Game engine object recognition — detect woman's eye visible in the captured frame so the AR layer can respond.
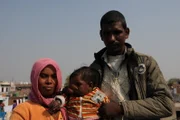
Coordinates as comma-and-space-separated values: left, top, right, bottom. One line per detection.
40, 73, 57, 80
52, 74, 57, 79
39, 73, 48, 78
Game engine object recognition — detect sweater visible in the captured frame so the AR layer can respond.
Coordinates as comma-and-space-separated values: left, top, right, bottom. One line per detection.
10, 100, 65, 120
66, 87, 109, 119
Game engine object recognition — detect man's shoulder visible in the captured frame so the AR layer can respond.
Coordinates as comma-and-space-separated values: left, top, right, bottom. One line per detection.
127, 43, 151, 59
89, 60, 102, 71
133, 51, 158, 67
135, 51, 151, 58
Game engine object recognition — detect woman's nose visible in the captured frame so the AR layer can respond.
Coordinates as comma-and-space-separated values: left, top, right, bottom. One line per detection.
46, 77, 53, 84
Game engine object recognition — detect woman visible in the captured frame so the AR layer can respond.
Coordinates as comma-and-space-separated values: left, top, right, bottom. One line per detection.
10, 58, 67, 120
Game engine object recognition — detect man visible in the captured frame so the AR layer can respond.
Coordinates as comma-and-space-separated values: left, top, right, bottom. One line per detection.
90, 10, 175, 120
12, 100, 17, 110
0, 100, 4, 112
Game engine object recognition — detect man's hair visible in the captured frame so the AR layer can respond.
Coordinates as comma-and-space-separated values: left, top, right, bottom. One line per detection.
100, 10, 127, 29
69, 66, 100, 87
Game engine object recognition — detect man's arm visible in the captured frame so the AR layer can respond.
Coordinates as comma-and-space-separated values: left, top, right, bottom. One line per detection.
123, 56, 174, 119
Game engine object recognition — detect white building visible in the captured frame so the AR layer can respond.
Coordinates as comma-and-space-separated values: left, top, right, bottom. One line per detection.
0, 81, 11, 93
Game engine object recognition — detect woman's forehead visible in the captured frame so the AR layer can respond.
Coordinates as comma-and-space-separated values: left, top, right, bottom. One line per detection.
41, 65, 56, 72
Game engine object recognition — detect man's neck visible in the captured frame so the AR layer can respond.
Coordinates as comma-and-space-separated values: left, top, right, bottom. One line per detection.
107, 46, 126, 56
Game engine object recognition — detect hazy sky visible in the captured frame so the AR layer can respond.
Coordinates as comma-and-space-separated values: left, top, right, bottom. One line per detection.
0, 1, 180, 83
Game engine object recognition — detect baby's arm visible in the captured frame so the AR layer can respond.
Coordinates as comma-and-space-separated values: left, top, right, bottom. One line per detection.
91, 88, 110, 104
102, 94, 110, 103
55, 95, 66, 107
48, 93, 66, 114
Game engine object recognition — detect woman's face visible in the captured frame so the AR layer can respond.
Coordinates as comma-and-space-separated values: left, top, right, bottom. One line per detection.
38, 65, 57, 98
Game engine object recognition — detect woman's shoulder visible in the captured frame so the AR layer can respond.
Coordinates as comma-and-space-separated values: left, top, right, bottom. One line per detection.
11, 100, 47, 120
13, 100, 43, 112
16, 100, 38, 106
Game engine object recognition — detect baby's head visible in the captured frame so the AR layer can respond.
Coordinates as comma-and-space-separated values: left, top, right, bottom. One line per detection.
68, 66, 100, 96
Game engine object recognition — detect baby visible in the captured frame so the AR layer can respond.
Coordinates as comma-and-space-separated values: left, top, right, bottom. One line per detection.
49, 66, 110, 120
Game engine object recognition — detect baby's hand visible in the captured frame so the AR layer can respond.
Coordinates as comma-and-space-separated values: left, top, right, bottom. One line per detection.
48, 100, 61, 114
62, 86, 74, 95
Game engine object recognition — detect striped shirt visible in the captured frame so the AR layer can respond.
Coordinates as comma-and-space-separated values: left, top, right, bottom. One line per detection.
66, 87, 110, 119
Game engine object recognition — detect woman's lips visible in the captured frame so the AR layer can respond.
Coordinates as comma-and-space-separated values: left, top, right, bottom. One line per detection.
44, 86, 53, 91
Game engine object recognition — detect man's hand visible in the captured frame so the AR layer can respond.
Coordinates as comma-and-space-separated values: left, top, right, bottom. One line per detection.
99, 101, 124, 117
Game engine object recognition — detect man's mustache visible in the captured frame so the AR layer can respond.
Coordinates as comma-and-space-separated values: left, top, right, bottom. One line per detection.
107, 41, 120, 48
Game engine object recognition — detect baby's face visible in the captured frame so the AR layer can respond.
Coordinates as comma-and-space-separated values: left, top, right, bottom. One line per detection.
68, 75, 92, 97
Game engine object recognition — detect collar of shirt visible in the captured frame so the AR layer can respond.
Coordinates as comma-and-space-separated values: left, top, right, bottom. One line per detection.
101, 47, 127, 71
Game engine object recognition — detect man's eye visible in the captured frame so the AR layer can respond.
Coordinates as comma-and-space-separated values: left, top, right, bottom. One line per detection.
103, 31, 111, 36
103, 30, 122, 36
113, 30, 122, 35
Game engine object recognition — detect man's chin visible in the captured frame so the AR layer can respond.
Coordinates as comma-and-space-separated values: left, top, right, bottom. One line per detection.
107, 48, 122, 56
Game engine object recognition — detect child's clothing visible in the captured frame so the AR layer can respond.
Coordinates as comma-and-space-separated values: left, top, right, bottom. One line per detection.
60, 87, 109, 120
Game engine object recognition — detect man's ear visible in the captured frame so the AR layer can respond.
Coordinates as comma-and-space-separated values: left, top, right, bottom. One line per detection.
125, 27, 130, 39
100, 30, 103, 41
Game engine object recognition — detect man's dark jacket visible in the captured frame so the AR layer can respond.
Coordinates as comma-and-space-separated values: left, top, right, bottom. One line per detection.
90, 43, 174, 120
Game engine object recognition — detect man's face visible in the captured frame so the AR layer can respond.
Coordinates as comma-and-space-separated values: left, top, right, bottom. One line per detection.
100, 21, 129, 55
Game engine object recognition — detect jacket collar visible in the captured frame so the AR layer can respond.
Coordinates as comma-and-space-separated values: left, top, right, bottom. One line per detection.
94, 43, 133, 61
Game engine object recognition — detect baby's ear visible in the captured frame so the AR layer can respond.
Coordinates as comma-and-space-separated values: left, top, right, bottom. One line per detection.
89, 81, 94, 88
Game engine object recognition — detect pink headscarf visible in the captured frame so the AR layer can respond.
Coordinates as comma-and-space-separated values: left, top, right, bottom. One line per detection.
29, 58, 62, 106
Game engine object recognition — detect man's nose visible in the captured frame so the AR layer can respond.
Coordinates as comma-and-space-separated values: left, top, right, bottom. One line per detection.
108, 34, 116, 42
